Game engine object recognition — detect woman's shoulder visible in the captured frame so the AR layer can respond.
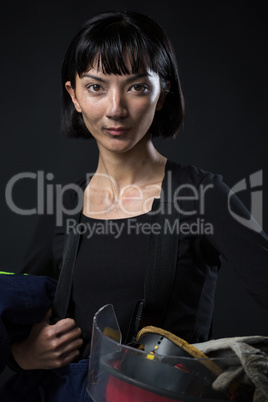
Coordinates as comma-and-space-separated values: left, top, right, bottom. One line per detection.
167, 160, 223, 187
59, 175, 88, 208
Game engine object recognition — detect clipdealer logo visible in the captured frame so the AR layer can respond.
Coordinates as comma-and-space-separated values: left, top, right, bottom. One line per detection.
228, 170, 263, 233
4, 169, 265, 232
5, 171, 84, 226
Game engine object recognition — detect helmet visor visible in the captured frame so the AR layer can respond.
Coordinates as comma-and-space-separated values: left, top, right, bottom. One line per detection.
87, 305, 237, 401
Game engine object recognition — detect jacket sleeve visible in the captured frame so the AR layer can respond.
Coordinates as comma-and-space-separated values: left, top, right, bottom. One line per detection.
19, 213, 59, 280
200, 172, 268, 308
19, 176, 86, 280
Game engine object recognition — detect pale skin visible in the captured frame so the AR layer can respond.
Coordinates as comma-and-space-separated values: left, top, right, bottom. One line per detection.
12, 61, 168, 369
66, 63, 169, 219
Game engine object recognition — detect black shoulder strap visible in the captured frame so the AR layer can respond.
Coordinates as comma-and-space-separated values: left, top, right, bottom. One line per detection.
50, 212, 81, 324
126, 161, 182, 341
145, 160, 181, 310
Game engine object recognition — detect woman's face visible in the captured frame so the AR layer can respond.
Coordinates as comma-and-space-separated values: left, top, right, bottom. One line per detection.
65, 63, 165, 154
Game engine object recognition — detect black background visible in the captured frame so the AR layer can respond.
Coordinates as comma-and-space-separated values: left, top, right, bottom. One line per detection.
0, 0, 267, 383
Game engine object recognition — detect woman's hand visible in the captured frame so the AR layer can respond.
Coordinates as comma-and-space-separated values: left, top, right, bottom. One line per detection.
11, 308, 83, 370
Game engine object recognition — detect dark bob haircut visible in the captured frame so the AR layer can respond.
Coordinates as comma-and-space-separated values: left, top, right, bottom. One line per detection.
61, 10, 184, 139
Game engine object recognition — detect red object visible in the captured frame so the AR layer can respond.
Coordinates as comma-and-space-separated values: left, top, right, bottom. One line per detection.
106, 376, 184, 402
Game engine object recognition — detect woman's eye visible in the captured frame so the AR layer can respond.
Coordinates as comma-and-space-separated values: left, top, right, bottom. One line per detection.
88, 84, 102, 92
130, 84, 148, 93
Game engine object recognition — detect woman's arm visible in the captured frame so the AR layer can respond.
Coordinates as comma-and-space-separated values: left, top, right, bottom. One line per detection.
19, 213, 60, 279
201, 172, 268, 307
12, 211, 82, 369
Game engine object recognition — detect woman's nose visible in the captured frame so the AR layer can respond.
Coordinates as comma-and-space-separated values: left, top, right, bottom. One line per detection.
106, 90, 128, 120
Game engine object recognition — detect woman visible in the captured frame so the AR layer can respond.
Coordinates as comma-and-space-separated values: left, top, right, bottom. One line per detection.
4, 10, 268, 402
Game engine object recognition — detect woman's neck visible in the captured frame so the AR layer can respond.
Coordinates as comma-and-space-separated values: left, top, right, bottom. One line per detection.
83, 135, 167, 219
94, 136, 167, 191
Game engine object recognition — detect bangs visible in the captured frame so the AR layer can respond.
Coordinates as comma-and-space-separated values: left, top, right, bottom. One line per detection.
75, 21, 158, 77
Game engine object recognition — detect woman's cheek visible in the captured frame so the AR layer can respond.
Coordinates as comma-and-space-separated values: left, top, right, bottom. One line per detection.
133, 98, 155, 117
81, 103, 103, 124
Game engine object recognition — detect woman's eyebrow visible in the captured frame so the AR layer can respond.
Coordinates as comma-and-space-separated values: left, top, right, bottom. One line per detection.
126, 73, 152, 82
81, 74, 106, 83
80, 73, 152, 83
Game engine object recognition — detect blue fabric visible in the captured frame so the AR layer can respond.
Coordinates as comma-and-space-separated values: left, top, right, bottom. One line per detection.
0, 273, 57, 373
0, 274, 93, 401
0, 359, 93, 402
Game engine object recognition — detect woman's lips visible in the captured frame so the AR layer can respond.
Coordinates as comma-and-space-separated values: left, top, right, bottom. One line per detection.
104, 127, 130, 136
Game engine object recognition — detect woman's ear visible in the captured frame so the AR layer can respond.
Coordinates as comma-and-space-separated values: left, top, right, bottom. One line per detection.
65, 81, 82, 113
156, 81, 171, 111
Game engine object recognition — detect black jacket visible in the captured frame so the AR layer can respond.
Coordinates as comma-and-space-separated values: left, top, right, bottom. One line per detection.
20, 161, 268, 345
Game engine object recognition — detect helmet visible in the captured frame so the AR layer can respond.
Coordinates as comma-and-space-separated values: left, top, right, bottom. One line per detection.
87, 305, 237, 401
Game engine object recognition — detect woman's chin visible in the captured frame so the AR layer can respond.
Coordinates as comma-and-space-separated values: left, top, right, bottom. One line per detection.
97, 137, 139, 154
